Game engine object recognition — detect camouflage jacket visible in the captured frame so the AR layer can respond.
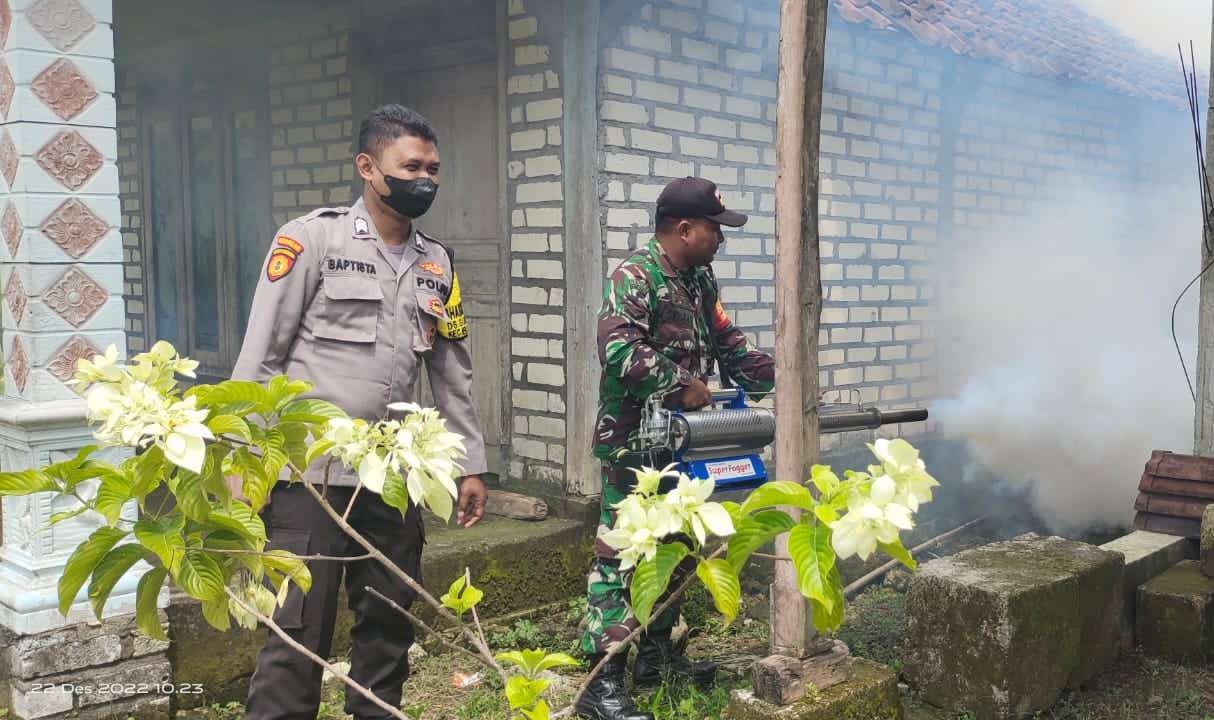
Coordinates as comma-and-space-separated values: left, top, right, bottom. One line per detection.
594, 238, 775, 461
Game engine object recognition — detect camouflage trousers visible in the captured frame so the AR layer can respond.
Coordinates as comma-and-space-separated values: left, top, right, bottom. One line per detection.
580, 466, 695, 656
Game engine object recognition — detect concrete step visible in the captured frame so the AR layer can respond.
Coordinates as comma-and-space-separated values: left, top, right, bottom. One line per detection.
1100, 530, 1191, 649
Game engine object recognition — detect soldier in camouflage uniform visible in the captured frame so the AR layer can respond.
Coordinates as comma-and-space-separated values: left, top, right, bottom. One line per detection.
575, 178, 774, 720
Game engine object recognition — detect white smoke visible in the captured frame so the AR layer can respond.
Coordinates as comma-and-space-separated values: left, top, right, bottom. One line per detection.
933, 179, 1202, 533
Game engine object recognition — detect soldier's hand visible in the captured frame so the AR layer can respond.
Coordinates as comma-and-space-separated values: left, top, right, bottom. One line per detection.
680, 378, 713, 410
457, 474, 487, 528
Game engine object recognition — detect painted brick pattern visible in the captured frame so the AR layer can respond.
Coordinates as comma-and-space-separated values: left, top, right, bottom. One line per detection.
505, 0, 568, 489
266, 23, 356, 227
116, 67, 144, 352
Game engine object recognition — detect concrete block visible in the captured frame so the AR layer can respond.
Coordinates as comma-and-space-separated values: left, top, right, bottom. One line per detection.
724, 658, 901, 719
1100, 530, 1190, 648
903, 535, 1124, 720
1137, 560, 1214, 664
1202, 504, 1214, 576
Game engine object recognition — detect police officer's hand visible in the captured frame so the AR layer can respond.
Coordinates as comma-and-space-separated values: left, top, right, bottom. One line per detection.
679, 378, 713, 410
457, 474, 487, 528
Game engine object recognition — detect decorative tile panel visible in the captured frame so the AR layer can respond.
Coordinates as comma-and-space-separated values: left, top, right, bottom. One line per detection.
47, 335, 98, 385
30, 59, 97, 121
9, 334, 28, 393
43, 266, 107, 327
4, 271, 26, 324
25, 0, 95, 52
35, 130, 103, 191
0, 1, 10, 50
41, 198, 107, 258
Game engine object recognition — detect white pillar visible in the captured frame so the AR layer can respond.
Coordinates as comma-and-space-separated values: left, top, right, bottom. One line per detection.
0, 2, 164, 717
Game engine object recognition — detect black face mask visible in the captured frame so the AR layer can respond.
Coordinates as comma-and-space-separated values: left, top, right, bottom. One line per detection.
375, 168, 438, 218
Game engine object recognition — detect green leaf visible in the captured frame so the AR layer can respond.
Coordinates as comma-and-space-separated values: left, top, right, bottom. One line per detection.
440, 571, 484, 616
879, 539, 917, 571
207, 415, 252, 442
134, 516, 186, 574
381, 469, 410, 515
305, 440, 336, 467
88, 543, 145, 618
505, 676, 549, 710
199, 595, 231, 631
810, 465, 841, 498
630, 542, 690, 626
128, 446, 167, 500
267, 375, 313, 412
0, 469, 58, 496
279, 422, 311, 471
229, 448, 272, 511
260, 430, 289, 480
695, 558, 742, 623
58, 526, 128, 616
810, 565, 846, 634
263, 550, 312, 594
726, 510, 796, 573
520, 699, 550, 720
787, 522, 837, 615
813, 504, 839, 525
204, 531, 262, 575
278, 399, 346, 424
168, 471, 210, 523
206, 504, 267, 543
739, 481, 815, 515
94, 472, 134, 526
175, 551, 226, 602
135, 568, 168, 640
48, 505, 90, 526
190, 380, 273, 416
533, 652, 579, 674
719, 500, 745, 526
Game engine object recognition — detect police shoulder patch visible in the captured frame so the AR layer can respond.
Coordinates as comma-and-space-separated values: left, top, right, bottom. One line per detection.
266, 248, 298, 282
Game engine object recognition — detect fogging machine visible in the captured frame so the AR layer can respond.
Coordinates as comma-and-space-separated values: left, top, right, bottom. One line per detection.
631, 387, 929, 493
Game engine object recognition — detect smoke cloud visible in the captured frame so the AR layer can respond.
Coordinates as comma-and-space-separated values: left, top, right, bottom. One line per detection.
933, 178, 1201, 534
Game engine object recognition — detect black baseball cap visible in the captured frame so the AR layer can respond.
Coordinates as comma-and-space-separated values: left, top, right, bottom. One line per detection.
655, 177, 748, 227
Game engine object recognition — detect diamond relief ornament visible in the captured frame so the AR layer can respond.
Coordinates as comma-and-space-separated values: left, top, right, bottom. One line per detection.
25, 0, 95, 52
0, 0, 11, 50
2, 201, 20, 257
4, 270, 26, 324
9, 334, 28, 394
0, 60, 14, 120
47, 334, 98, 385
35, 130, 103, 191
43, 266, 107, 327
31, 58, 98, 121
0, 129, 17, 189
41, 198, 107, 258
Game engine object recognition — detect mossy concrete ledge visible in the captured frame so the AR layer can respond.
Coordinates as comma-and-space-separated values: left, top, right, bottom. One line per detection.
724, 657, 902, 720
167, 515, 592, 710
1201, 505, 1214, 577
1136, 560, 1214, 664
1100, 530, 1190, 649
902, 534, 1124, 720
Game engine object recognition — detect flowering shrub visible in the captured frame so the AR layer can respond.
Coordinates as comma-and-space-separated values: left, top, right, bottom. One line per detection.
0, 342, 938, 720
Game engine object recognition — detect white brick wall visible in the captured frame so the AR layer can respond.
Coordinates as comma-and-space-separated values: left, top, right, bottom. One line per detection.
506, 0, 567, 489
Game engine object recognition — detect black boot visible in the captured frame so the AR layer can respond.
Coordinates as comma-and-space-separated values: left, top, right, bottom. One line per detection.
633, 630, 717, 688
575, 654, 654, 720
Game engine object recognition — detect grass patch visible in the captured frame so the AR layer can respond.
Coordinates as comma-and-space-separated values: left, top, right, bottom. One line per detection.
836, 585, 906, 670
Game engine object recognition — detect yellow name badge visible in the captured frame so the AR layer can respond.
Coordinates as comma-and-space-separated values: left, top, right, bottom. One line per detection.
438, 271, 468, 340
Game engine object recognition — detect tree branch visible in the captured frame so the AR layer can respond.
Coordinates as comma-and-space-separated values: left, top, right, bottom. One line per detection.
298, 478, 508, 685
223, 586, 411, 720
363, 586, 493, 673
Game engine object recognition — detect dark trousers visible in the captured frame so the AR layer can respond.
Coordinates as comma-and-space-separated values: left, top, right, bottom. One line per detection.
245, 482, 425, 720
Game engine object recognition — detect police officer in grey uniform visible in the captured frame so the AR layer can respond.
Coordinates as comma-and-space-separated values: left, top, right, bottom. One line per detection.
234, 104, 488, 720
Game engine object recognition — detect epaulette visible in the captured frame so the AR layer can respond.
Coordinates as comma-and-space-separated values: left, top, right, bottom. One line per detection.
417, 230, 456, 264
299, 206, 351, 223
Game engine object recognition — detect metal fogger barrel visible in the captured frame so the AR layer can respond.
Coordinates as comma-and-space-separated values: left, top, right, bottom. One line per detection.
641, 388, 929, 492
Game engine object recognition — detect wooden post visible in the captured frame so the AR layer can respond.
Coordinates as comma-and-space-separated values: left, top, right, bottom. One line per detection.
1195, 15, 1214, 456
769, 0, 829, 661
